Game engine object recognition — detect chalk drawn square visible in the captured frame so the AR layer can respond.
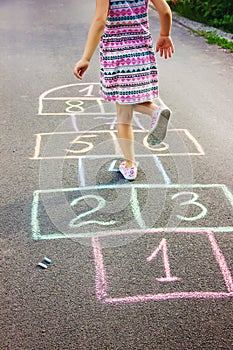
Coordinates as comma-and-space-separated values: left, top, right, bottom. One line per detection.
92, 229, 233, 304
60, 157, 171, 188
31, 129, 204, 160
38, 83, 107, 116
31, 184, 233, 241
31, 185, 151, 240
32, 131, 119, 159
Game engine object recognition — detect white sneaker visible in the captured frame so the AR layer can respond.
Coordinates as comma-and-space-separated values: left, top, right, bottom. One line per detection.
119, 162, 137, 181
147, 106, 171, 145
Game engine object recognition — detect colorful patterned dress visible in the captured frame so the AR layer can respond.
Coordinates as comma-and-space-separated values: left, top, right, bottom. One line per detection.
99, 0, 158, 104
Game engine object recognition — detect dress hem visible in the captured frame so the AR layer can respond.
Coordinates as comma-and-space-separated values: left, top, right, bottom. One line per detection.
99, 91, 159, 105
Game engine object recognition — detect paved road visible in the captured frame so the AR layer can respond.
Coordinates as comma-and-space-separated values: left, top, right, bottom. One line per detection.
1, 1, 233, 349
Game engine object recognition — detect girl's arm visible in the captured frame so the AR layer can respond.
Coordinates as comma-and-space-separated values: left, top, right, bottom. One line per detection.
151, 0, 174, 59
74, 0, 109, 80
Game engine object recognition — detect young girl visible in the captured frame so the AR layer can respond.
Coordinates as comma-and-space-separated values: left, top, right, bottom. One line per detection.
74, 0, 174, 180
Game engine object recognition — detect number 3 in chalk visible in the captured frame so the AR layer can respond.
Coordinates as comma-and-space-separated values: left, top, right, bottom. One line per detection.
69, 195, 116, 228
172, 191, 208, 222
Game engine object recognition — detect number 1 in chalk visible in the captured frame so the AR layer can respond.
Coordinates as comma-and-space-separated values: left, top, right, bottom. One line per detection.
147, 238, 181, 283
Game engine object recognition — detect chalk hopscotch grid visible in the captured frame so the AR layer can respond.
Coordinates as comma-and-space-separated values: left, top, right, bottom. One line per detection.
35, 83, 233, 304
92, 229, 233, 304
30, 129, 205, 160
38, 83, 106, 115
31, 184, 233, 241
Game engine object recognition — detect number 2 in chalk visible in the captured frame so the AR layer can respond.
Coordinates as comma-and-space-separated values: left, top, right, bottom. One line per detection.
69, 195, 116, 228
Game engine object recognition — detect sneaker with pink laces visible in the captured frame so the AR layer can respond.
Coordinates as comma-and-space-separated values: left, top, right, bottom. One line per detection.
147, 106, 171, 145
119, 162, 137, 180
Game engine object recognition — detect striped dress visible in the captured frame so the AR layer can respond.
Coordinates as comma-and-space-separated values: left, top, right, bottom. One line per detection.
99, 0, 158, 104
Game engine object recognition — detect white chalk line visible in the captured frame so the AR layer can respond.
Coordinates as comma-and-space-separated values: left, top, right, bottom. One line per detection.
78, 158, 86, 187
33, 227, 233, 241
30, 153, 204, 160
153, 155, 172, 185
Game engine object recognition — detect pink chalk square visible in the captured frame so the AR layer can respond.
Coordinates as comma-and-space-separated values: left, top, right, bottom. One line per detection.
92, 229, 233, 304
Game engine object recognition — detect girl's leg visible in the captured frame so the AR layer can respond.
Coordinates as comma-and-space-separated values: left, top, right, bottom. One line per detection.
133, 101, 158, 117
116, 103, 136, 168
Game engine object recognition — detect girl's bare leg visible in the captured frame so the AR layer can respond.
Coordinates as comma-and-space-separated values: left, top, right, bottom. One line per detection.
133, 101, 158, 117
116, 103, 136, 168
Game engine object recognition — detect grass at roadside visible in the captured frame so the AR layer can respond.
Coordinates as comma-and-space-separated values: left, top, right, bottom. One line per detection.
167, 0, 233, 34
192, 30, 233, 52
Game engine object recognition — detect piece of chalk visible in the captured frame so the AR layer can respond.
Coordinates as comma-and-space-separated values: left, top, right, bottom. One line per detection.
37, 262, 47, 269
43, 257, 52, 264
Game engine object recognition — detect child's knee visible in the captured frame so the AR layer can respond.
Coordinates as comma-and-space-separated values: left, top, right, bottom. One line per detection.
116, 104, 133, 124
117, 114, 132, 124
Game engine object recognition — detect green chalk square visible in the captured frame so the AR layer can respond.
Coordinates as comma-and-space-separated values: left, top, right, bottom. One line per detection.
31, 184, 233, 240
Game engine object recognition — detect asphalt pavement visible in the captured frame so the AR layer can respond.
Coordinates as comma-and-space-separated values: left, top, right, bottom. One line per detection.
1, 0, 233, 349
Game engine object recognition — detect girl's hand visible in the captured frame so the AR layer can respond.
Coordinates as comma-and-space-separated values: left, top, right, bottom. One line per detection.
73, 58, 90, 80
156, 35, 174, 59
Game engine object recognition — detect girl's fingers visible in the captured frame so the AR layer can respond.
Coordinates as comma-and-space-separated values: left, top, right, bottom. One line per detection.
171, 42, 175, 54
156, 41, 175, 59
168, 47, 172, 58
165, 46, 174, 59
74, 65, 85, 80
160, 47, 163, 57
74, 69, 82, 80
73, 69, 79, 79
